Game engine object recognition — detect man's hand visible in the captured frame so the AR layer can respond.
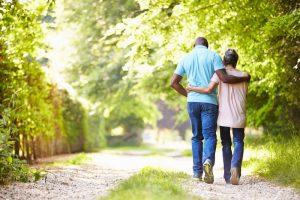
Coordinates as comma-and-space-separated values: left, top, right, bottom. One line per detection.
170, 74, 187, 97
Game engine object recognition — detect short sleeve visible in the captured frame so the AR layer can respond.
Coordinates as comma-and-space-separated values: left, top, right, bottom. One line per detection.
211, 73, 220, 84
174, 60, 185, 77
213, 53, 224, 71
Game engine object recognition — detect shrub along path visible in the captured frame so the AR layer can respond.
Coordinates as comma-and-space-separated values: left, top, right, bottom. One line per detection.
0, 146, 299, 200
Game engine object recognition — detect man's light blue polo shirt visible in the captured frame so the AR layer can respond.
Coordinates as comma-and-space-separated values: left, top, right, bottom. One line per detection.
175, 45, 224, 105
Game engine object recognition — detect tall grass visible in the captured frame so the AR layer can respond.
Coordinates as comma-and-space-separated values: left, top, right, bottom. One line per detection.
100, 167, 201, 200
244, 135, 300, 191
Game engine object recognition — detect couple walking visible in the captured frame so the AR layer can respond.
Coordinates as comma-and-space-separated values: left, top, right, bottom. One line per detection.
171, 37, 250, 185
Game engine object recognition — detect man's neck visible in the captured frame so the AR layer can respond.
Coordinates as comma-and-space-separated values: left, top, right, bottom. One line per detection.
194, 45, 207, 48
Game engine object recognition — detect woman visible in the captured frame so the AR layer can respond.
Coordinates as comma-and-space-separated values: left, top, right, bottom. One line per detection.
187, 49, 248, 185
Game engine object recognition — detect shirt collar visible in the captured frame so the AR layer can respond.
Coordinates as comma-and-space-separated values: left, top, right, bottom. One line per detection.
225, 65, 235, 70
194, 45, 208, 49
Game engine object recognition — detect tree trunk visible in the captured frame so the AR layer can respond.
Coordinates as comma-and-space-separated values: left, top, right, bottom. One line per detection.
31, 135, 36, 160
24, 134, 31, 162
14, 133, 20, 157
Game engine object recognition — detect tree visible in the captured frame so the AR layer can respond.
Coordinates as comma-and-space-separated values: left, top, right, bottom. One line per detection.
50, 0, 160, 140
111, 0, 300, 134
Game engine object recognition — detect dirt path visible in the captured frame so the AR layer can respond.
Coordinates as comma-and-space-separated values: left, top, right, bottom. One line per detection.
0, 147, 299, 200
0, 158, 134, 200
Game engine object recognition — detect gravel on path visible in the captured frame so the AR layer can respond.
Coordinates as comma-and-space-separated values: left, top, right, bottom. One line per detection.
0, 148, 299, 200
0, 163, 134, 200
183, 175, 299, 200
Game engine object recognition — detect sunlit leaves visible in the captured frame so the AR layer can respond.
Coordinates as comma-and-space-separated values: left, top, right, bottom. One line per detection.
115, 0, 300, 132
53, 0, 159, 135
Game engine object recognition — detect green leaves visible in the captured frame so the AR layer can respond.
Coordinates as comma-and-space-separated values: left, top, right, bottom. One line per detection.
0, 0, 63, 183
52, 0, 299, 136
111, 0, 300, 133
6, 157, 12, 164
53, 0, 159, 137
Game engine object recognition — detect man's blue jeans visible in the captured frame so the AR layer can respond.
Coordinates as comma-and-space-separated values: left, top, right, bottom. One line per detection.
187, 102, 218, 177
220, 126, 245, 182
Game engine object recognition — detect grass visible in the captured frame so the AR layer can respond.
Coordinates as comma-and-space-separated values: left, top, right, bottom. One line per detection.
100, 167, 201, 200
181, 149, 192, 157
181, 133, 300, 192
104, 144, 174, 157
243, 135, 300, 192
47, 153, 91, 166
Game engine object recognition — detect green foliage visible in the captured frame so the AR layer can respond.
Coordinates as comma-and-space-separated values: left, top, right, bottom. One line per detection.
0, 120, 26, 184
0, 0, 56, 182
0, 0, 54, 144
111, 0, 300, 134
85, 113, 107, 151
0, 108, 45, 183
62, 91, 88, 150
0, 0, 105, 184
1, 0, 298, 186
101, 167, 201, 200
53, 0, 160, 138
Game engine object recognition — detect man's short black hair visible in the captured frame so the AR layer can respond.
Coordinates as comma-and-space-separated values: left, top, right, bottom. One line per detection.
195, 37, 209, 48
223, 49, 239, 68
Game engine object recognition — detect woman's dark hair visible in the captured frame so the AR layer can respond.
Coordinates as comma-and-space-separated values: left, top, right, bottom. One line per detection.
223, 49, 239, 67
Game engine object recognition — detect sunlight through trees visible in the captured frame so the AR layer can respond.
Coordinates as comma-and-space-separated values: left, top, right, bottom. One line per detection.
0, 0, 299, 183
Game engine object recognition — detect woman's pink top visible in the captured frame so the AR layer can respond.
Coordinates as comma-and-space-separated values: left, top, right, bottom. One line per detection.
211, 66, 248, 128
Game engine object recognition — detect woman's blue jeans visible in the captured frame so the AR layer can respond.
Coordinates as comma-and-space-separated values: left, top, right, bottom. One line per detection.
187, 102, 218, 177
220, 126, 245, 182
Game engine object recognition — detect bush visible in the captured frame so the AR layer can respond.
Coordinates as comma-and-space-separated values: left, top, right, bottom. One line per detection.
0, 108, 41, 184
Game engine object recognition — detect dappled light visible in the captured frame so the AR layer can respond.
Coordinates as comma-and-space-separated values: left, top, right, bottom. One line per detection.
0, 0, 299, 199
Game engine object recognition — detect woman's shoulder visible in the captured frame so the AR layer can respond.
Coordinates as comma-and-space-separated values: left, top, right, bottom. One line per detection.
226, 68, 246, 77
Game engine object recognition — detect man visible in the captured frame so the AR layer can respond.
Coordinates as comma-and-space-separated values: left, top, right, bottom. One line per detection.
170, 37, 250, 184
186, 49, 248, 185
